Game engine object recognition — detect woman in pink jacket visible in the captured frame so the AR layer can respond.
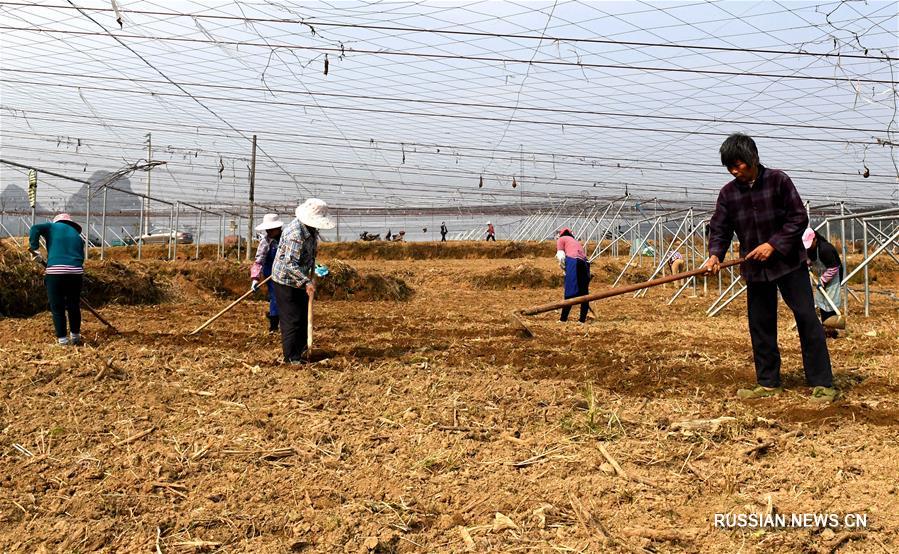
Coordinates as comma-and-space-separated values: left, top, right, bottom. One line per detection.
555, 227, 590, 323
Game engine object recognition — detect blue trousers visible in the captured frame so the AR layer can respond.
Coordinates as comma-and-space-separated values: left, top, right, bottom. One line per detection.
561, 258, 590, 322
266, 280, 279, 317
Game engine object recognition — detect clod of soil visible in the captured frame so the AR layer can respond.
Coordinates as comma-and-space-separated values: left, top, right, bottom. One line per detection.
1, 248, 897, 553
1, 242, 412, 316
0, 243, 166, 316
322, 240, 554, 260
469, 263, 564, 290
317, 260, 413, 301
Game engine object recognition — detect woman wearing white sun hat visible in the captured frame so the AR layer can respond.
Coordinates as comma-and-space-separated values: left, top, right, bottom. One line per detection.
271, 199, 335, 364
251, 213, 284, 333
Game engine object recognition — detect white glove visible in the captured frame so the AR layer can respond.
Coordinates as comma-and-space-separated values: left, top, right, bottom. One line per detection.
30, 250, 45, 264
556, 250, 566, 269
251, 279, 260, 292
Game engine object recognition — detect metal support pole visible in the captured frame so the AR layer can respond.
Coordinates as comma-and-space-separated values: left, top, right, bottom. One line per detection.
585, 202, 616, 257
612, 218, 661, 286
589, 197, 629, 259
635, 212, 692, 297
652, 219, 658, 269
236, 216, 242, 260
167, 205, 174, 260
137, 199, 143, 260
708, 275, 743, 314
863, 221, 899, 265
109, 225, 127, 245
101, 186, 107, 260
196, 210, 202, 259
145, 132, 152, 239
841, 228, 899, 285
85, 183, 91, 258
173, 202, 180, 260
708, 284, 748, 317
667, 275, 697, 305
840, 203, 847, 315
690, 210, 697, 297
246, 134, 256, 260
863, 223, 869, 317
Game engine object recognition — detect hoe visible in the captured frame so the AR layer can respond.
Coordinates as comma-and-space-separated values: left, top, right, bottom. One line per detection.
810, 271, 846, 330
513, 258, 745, 337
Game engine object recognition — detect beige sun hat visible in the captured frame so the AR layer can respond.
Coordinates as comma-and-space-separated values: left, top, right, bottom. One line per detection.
53, 213, 82, 233
295, 198, 336, 229
255, 213, 283, 231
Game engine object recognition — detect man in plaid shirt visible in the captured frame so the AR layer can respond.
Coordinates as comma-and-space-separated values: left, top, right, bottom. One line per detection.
704, 134, 837, 402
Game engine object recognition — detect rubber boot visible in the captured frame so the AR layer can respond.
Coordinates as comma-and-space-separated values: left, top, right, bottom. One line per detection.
268, 315, 279, 333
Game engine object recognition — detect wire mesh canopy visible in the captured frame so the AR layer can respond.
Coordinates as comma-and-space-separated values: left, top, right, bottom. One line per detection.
1, 0, 897, 214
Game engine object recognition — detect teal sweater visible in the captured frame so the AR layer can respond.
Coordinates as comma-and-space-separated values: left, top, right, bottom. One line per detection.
29, 222, 85, 267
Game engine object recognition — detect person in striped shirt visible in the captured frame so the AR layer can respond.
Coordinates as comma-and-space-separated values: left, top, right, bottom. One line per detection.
667, 250, 685, 275
29, 213, 85, 346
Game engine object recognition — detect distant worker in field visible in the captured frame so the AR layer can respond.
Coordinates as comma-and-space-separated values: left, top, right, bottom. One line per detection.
556, 227, 590, 323
803, 228, 843, 338
272, 199, 335, 364
251, 213, 284, 334
440, 221, 448, 242
667, 250, 685, 275
28, 214, 85, 346
386, 229, 392, 241
486, 221, 496, 241
704, 133, 836, 402
392, 230, 406, 242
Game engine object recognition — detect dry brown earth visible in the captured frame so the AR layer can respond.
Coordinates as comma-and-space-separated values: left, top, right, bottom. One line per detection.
1, 243, 897, 553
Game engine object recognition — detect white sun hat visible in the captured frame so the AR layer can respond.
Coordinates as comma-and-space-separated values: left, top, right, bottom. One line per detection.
255, 213, 284, 231
295, 198, 336, 229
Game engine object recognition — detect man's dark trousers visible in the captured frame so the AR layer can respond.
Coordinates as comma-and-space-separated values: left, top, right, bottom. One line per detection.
746, 266, 833, 388
272, 282, 309, 362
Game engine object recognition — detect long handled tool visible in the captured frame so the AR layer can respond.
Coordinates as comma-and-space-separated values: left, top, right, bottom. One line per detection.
33, 256, 118, 333
80, 298, 118, 332
189, 275, 272, 335
304, 265, 330, 360
513, 258, 745, 336
306, 288, 314, 360
810, 271, 846, 330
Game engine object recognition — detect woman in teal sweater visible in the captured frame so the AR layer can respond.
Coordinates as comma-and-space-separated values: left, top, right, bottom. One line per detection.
29, 214, 85, 345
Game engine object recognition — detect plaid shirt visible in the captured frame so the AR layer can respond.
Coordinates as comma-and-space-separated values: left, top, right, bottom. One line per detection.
272, 219, 318, 288
708, 166, 808, 282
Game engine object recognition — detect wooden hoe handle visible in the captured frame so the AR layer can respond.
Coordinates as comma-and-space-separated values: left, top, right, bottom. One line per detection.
520, 258, 745, 316
189, 275, 273, 335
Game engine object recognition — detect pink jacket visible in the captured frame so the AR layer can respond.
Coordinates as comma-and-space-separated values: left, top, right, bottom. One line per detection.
556, 235, 586, 260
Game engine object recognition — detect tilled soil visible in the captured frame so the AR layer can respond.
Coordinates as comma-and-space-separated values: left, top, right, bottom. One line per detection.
1, 255, 897, 553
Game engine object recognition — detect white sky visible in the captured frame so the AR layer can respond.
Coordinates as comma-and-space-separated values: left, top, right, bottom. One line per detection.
1, 0, 897, 212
